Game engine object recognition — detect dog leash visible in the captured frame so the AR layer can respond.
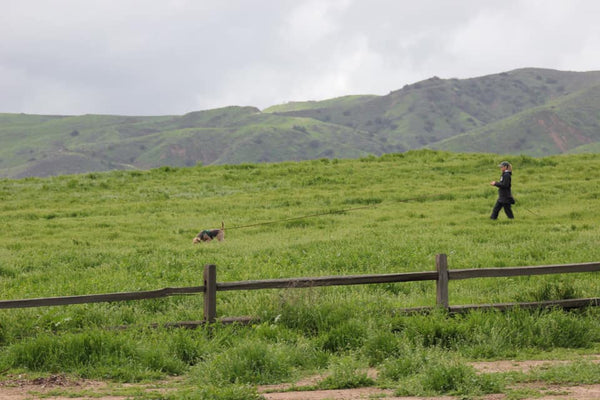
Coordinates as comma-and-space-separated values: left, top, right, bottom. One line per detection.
225, 192, 455, 231
512, 195, 539, 216
225, 205, 378, 230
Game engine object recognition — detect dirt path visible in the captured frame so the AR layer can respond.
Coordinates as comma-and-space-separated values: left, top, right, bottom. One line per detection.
259, 356, 600, 400
1, 357, 600, 400
263, 387, 600, 400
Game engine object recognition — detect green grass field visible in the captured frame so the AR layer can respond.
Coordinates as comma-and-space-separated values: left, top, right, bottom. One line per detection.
1, 150, 599, 399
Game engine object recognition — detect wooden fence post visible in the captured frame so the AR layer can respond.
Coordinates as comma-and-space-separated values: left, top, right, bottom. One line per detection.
436, 254, 449, 309
203, 264, 217, 323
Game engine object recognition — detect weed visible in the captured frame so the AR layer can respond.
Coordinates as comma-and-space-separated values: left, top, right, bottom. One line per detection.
2, 329, 186, 380
381, 347, 504, 397
526, 360, 600, 384
318, 355, 375, 389
193, 339, 301, 385
168, 384, 263, 400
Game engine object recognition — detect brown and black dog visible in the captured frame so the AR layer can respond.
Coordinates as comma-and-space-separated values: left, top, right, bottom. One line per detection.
193, 222, 225, 243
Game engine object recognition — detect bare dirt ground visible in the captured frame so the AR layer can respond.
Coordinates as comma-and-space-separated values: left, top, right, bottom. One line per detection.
1, 356, 600, 400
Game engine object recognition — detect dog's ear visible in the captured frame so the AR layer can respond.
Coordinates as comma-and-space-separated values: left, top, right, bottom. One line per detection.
222, 221, 225, 230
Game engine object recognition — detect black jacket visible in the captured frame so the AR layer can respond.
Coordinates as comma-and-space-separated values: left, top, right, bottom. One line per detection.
494, 171, 514, 203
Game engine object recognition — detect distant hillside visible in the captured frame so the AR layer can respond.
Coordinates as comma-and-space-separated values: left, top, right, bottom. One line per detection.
0, 107, 385, 178
430, 84, 600, 155
268, 68, 600, 153
2, 68, 600, 178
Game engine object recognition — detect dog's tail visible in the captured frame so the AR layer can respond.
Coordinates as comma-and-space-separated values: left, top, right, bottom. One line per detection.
222, 221, 225, 231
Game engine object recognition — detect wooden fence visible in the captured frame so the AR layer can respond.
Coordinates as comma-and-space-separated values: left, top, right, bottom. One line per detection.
1, 254, 599, 324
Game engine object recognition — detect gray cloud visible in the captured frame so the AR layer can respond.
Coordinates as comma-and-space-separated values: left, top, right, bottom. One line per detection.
1, 0, 599, 115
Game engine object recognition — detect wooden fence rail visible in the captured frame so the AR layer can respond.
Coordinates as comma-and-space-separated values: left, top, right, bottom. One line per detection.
0, 286, 205, 309
217, 271, 439, 291
1, 255, 599, 324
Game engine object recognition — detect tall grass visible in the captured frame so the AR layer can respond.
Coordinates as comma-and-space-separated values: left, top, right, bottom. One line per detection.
1, 150, 600, 397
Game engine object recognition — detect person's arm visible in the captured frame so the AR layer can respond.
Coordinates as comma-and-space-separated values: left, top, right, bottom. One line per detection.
494, 173, 511, 188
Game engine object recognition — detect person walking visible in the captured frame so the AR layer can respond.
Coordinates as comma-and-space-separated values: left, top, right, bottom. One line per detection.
490, 161, 515, 220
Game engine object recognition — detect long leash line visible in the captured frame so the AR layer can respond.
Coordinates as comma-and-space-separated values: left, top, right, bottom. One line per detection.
520, 204, 539, 216
512, 194, 539, 216
225, 192, 452, 231
223, 191, 538, 231
226, 204, 377, 230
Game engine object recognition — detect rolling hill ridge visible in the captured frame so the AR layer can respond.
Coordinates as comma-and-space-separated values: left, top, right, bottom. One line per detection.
2, 67, 600, 178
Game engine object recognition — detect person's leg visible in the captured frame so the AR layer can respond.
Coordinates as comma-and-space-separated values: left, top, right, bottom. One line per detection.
490, 201, 502, 219
503, 203, 514, 219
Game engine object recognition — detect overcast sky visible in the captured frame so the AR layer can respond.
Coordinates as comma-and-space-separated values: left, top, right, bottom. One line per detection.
1, 0, 599, 116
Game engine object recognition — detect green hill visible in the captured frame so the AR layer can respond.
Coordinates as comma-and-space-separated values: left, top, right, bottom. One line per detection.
2, 68, 600, 178
270, 68, 600, 152
430, 84, 600, 155
0, 107, 386, 178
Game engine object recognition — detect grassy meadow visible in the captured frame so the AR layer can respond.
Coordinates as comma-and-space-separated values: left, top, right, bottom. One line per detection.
1, 150, 600, 399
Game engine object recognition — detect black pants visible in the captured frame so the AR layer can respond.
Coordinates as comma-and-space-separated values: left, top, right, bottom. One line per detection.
491, 200, 514, 219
